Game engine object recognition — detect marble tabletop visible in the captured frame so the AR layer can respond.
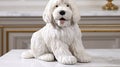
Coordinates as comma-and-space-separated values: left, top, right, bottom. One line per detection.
0, 10, 120, 17
0, 49, 120, 67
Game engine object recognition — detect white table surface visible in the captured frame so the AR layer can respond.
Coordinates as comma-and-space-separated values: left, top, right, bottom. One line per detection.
0, 11, 120, 17
0, 49, 120, 67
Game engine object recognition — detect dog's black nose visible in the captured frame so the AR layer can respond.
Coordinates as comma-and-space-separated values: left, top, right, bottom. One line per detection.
59, 10, 65, 15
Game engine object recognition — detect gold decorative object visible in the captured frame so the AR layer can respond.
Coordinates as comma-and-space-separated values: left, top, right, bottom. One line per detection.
103, 0, 119, 10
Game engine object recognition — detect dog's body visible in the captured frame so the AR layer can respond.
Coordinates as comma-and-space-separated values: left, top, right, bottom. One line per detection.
22, 0, 91, 65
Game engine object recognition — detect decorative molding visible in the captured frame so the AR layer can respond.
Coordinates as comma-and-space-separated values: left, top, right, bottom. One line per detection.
1, 28, 3, 55
2, 24, 44, 28
8, 32, 32, 49
80, 24, 120, 28
0, 27, 3, 56
6, 30, 36, 52
82, 30, 120, 32
5, 28, 120, 52
0, 26, 3, 28
3, 24, 120, 28
4, 24, 120, 52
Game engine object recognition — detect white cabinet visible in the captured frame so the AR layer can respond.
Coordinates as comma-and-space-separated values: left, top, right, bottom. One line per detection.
0, 16, 120, 56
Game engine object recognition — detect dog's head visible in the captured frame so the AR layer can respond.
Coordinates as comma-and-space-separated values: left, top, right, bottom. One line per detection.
43, 0, 80, 28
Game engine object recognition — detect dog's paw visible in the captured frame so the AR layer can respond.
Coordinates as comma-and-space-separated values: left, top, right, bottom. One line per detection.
77, 53, 91, 63
21, 50, 33, 59
57, 56, 77, 65
38, 53, 54, 62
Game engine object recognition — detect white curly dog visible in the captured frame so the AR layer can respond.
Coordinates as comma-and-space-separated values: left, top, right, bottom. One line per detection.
21, 0, 91, 65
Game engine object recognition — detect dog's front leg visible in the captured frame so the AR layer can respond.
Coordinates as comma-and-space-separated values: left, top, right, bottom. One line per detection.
51, 39, 77, 64
31, 36, 54, 62
70, 38, 91, 63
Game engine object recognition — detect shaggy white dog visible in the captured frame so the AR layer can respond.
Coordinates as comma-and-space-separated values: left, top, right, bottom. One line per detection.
21, 0, 91, 65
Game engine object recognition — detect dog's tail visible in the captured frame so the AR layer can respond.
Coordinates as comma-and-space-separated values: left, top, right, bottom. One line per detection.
21, 50, 34, 59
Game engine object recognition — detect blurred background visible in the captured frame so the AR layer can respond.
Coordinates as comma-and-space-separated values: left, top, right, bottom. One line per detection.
0, 0, 120, 56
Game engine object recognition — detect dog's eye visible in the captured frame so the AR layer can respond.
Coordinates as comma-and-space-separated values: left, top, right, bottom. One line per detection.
56, 5, 58, 7
66, 4, 69, 7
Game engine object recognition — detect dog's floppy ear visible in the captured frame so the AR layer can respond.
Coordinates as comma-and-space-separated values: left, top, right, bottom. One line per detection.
43, 1, 52, 23
70, 0, 81, 24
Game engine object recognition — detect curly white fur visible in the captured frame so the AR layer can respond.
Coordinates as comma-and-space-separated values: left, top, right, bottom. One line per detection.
21, 0, 91, 65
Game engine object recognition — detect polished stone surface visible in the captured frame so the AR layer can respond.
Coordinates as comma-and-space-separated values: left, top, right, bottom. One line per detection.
0, 49, 120, 67
0, 10, 120, 17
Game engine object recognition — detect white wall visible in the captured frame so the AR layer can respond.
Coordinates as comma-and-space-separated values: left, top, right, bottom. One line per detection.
0, 0, 119, 11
